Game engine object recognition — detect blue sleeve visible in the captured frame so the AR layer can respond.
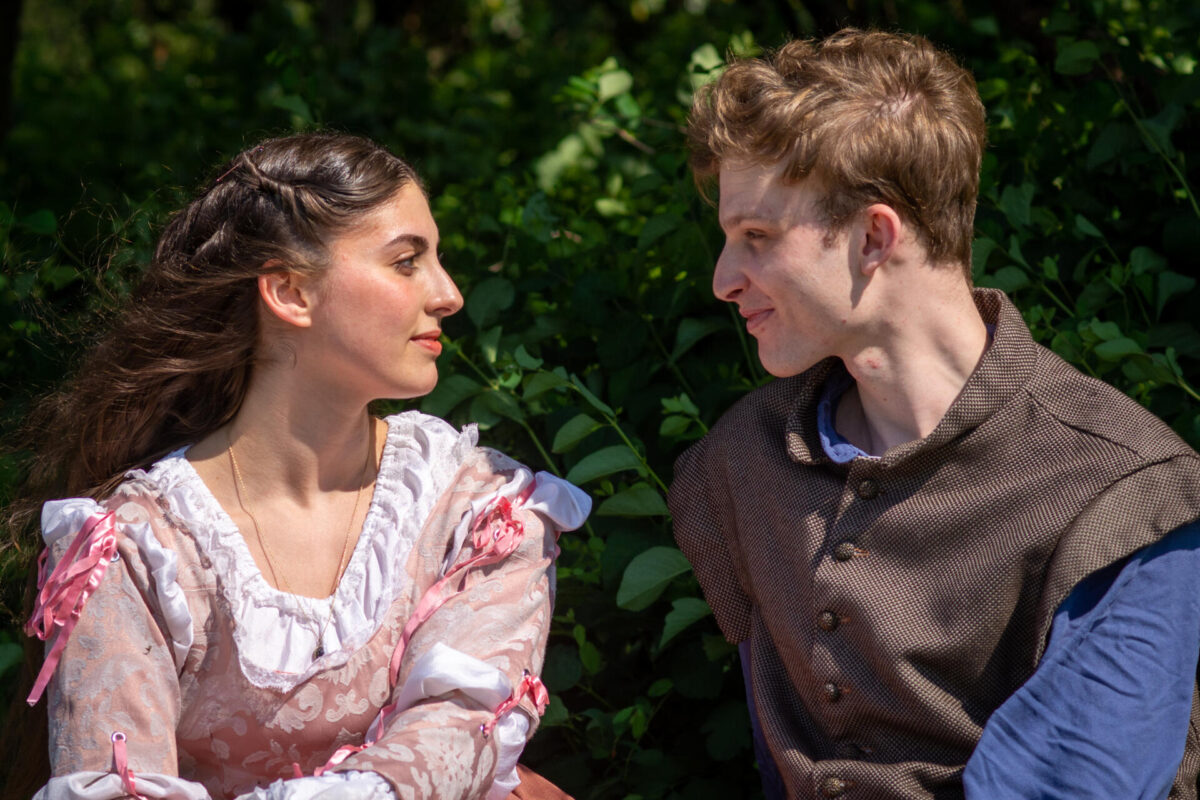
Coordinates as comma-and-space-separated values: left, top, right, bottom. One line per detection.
740, 640, 787, 800
964, 520, 1200, 800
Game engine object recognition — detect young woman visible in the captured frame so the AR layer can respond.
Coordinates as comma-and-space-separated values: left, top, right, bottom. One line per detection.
13, 133, 589, 800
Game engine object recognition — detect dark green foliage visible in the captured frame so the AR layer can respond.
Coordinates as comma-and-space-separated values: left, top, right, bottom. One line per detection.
2, 1, 1198, 797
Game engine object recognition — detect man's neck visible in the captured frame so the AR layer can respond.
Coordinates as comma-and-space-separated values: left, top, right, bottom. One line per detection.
834, 287, 989, 457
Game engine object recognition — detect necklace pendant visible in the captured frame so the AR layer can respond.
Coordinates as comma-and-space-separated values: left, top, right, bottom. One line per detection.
313, 644, 325, 660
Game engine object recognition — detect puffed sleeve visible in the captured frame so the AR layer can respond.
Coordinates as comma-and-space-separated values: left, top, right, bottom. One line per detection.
33, 493, 209, 799
327, 449, 589, 800
668, 437, 753, 643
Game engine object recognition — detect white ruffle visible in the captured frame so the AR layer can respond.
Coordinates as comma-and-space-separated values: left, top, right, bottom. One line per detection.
33, 772, 211, 800
139, 411, 478, 692
232, 771, 394, 800
41, 498, 195, 668
384, 642, 531, 800
33, 770, 394, 800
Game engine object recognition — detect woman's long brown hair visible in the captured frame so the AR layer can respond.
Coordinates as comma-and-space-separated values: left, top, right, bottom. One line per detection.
1, 132, 421, 796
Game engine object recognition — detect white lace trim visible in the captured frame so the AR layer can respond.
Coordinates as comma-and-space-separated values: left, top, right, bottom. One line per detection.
138, 411, 477, 692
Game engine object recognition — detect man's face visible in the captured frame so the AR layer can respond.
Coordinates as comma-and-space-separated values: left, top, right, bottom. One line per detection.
715, 160, 858, 378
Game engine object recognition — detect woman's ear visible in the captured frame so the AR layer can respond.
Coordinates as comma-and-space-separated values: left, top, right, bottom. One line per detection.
257, 260, 315, 329
857, 203, 903, 277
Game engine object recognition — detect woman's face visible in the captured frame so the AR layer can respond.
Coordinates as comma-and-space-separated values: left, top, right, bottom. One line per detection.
303, 183, 463, 402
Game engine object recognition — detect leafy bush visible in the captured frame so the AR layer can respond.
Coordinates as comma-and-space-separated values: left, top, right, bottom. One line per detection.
2, 1, 1197, 797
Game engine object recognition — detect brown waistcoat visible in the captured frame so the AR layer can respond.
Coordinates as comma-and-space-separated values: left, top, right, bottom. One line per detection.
669, 289, 1200, 799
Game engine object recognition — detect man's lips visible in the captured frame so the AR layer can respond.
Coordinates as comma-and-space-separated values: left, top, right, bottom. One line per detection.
412, 330, 442, 354
740, 308, 772, 334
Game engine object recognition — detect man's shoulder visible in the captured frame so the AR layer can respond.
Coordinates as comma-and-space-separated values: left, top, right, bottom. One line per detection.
1022, 344, 1199, 465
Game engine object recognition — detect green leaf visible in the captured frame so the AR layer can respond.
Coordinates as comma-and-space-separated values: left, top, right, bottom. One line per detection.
272, 92, 314, 123
660, 597, 712, 647
542, 644, 582, 691
478, 326, 502, 364
1040, 257, 1059, 281
670, 317, 727, 363
597, 69, 633, 102
420, 374, 483, 417
513, 344, 543, 370
1055, 39, 1101, 75
523, 370, 569, 400
0, 642, 20, 677
1130, 247, 1166, 275
1141, 104, 1184, 159
570, 376, 615, 417
595, 197, 628, 217
998, 183, 1034, 228
467, 394, 502, 429
1093, 337, 1143, 361
972, 237, 999, 280
659, 415, 690, 437
1075, 214, 1104, 239
702, 702, 751, 760
479, 388, 525, 422
466, 277, 516, 329
647, 678, 673, 698
552, 413, 603, 453
1089, 319, 1122, 341
616, 546, 693, 611
541, 695, 569, 727
520, 193, 558, 242
597, 484, 669, 517
979, 265, 1029, 294
22, 209, 56, 235
662, 394, 701, 416
565, 445, 645, 485
637, 213, 682, 250
579, 640, 604, 674
1157, 271, 1197, 318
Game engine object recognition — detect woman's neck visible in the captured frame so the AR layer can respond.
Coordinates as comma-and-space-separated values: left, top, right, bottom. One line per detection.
189, 361, 382, 504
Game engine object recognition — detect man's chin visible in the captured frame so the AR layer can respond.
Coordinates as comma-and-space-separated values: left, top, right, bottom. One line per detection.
759, 353, 822, 379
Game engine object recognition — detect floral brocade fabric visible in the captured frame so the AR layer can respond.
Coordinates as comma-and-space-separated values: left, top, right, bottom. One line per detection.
42, 413, 586, 800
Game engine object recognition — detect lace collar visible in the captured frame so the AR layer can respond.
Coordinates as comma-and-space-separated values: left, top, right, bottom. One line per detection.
141, 411, 477, 691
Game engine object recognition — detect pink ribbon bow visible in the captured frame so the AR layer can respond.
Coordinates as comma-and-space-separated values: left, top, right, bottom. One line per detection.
24, 511, 118, 706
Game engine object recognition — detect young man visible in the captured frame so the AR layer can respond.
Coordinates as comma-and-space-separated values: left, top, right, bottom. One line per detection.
669, 29, 1200, 799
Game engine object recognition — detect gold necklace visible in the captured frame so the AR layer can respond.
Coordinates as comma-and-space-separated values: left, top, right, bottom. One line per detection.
226, 426, 374, 660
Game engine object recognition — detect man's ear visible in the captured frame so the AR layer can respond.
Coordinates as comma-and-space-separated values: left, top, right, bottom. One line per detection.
858, 204, 903, 277
258, 260, 315, 329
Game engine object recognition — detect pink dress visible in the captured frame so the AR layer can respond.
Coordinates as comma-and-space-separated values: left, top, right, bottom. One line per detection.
30, 413, 591, 800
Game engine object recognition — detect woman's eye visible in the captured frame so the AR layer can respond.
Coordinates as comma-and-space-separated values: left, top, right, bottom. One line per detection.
394, 256, 417, 273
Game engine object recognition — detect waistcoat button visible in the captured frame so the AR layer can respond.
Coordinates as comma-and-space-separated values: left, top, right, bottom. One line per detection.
823, 682, 842, 702
833, 542, 857, 561
820, 776, 848, 797
818, 610, 839, 632
856, 478, 880, 499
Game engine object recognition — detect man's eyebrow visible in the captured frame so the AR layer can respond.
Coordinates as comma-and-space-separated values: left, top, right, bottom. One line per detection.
381, 233, 430, 252
719, 213, 773, 231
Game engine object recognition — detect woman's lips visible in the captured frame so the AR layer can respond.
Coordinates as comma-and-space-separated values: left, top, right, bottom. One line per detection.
412, 332, 442, 355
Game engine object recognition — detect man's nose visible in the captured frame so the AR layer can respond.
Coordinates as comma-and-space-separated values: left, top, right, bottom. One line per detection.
712, 245, 744, 302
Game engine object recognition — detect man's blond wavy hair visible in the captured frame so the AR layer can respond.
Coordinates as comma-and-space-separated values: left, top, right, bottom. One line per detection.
688, 29, 987, 275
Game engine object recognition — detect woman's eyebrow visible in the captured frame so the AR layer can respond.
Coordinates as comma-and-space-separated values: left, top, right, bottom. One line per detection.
381, 233, 429, 253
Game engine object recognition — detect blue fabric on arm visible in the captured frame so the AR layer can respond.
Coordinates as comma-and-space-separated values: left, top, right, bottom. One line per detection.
963, 520, 1200, 800
739, 640, 787, 800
